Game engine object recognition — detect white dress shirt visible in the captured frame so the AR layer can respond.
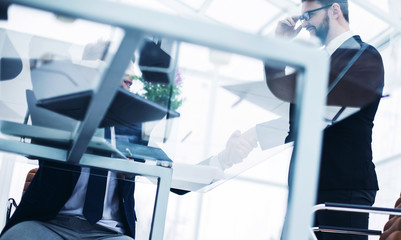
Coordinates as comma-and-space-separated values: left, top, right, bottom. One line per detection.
325, 30, 354, 56
59, 127, 125, 234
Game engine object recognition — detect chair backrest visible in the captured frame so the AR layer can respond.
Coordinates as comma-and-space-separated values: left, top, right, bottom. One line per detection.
380, 194, 401, 240
22, 168, 38, 196
6, 167, 39, 223
30, 60, 97, 100
26, 89, 78, 131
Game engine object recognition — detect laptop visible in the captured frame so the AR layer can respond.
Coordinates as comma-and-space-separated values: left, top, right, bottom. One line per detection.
31, 60, 180, 128
36, 88, 180, 128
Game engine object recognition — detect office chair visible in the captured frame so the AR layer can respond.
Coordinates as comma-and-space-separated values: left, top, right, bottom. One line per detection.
312, 193, 401, 240
4, 89, 76, 225
380, 194, 401, 240
6, 168, 38, 224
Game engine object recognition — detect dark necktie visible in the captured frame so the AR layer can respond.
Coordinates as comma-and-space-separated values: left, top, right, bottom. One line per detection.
82, 128, 111, 224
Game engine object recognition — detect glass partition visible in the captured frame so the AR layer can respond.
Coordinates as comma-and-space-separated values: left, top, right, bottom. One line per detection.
0, 1, 400, 240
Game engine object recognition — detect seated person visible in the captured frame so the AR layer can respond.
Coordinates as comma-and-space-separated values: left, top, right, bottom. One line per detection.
0, 40, 164, 240
0, 39, 258, 240
0, 82, 142, 240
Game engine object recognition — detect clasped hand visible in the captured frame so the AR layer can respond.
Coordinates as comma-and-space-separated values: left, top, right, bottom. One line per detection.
219, 128, 258, 169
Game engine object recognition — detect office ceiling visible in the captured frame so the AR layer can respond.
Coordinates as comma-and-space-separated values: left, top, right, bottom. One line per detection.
121, 0, 399, 45
2, 1, 401, 83
121, 0, 401, 94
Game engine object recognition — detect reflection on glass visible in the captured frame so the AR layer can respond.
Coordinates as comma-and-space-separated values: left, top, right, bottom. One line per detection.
0, 1, 399, 240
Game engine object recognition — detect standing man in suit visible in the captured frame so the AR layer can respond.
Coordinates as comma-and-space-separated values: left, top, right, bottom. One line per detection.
264, 1, 384, 239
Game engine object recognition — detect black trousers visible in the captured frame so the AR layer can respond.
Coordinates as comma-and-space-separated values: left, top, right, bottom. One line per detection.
314, 189, 377, 240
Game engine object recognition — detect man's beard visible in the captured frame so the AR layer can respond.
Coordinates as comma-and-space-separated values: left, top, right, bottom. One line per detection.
315, 14, 330, 44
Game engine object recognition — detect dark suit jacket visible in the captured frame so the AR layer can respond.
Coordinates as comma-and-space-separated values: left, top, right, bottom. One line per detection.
265, 35, 384, 191
1, 125, 143, 238
1, 161, 137, 238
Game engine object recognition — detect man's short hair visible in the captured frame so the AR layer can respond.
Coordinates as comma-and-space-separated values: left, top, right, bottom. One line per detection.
301, 0, 349, 22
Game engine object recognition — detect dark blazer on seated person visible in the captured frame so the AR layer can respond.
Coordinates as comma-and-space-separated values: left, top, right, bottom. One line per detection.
1, 160, 137, 238
0, 124, 145, 238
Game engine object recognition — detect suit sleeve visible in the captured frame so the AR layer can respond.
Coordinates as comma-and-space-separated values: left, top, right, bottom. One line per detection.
264, 45, 384, 108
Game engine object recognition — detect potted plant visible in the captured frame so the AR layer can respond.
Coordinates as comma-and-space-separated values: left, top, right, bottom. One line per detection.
128, 71, 184, 142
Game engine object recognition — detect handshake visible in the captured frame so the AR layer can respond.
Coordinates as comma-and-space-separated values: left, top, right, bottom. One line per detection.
217, 127, 258, 170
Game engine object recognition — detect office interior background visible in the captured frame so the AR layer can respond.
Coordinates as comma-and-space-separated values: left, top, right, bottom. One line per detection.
0, 0, 401, 239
